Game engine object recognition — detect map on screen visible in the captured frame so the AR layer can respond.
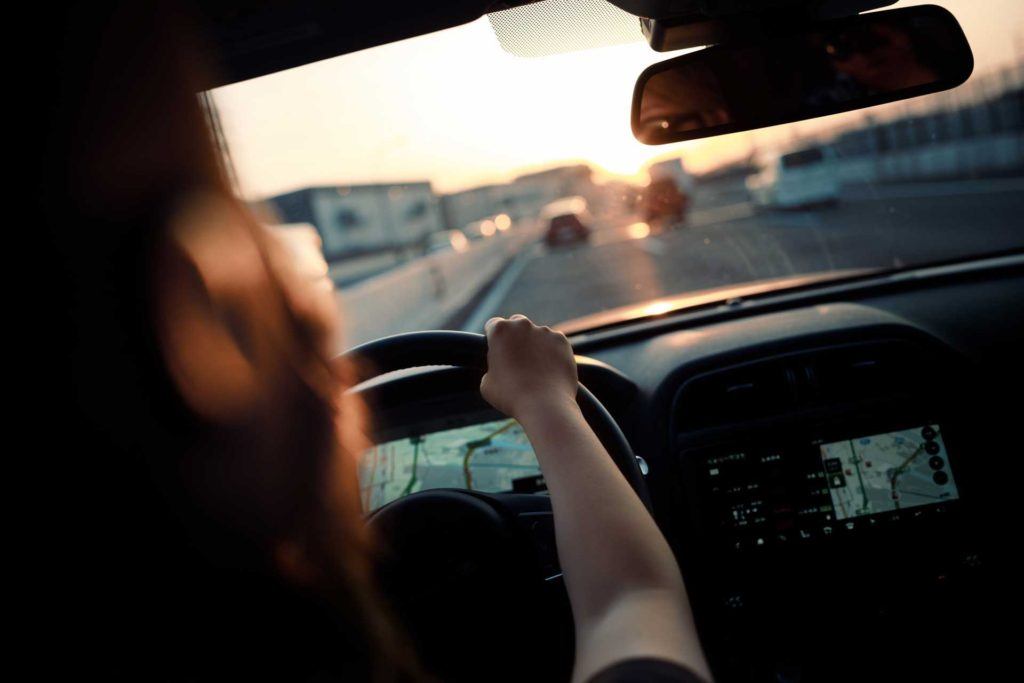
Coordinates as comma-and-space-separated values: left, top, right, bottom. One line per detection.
819, 424, 959, 520
358, 419, 542, 511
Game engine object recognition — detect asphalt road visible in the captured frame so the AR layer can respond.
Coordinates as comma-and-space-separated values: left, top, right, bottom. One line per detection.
464, 177, 1024, 329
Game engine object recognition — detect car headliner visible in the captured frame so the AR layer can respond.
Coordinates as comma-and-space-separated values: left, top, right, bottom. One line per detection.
199, 0, 534, 86
199, 1, 895, 87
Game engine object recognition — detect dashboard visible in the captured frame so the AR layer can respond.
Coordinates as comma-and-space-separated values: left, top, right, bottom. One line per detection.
355, 256, 1020, 682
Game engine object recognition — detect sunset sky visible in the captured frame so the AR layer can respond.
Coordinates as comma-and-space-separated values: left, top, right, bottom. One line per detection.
212, 0, 1024, 199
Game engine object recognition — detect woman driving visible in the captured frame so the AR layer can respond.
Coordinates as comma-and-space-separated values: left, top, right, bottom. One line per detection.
38, 3, 712, 681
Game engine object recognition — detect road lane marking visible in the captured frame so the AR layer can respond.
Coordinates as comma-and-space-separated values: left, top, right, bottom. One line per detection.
688, 202, 756, 228
810, 225, 837, 271
723, 234, 759, 278
461, 244, 539, 331
842, 177, 1024, 201
636, 237, 666, 255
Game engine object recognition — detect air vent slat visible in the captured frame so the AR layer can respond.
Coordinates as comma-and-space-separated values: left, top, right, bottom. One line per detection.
677, 361, 795, 429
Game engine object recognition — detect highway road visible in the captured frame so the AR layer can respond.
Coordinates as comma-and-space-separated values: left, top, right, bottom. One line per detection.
461, 177, 1024, 330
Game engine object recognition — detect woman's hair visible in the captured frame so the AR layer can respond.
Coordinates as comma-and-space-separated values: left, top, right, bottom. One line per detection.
38, 2, 415, 679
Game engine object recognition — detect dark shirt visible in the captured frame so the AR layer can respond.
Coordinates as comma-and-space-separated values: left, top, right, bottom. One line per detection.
588, 658, 707, 683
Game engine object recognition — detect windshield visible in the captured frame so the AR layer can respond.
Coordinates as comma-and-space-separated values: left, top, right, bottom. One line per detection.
210, 0, 1023, 348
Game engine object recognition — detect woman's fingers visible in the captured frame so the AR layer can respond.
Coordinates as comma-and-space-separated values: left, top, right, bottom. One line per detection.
486, 314, 532, 339
478, 313, 576, 419
485, 316, 504, 334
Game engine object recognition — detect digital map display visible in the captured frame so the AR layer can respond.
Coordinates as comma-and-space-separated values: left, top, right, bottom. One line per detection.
359, 419, 542, 511
819, 424, 958, 520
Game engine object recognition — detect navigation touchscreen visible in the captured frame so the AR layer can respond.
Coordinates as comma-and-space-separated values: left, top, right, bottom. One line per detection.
359, 418, 543, 511
696, 423, 961, 552
819, 425, 958, 520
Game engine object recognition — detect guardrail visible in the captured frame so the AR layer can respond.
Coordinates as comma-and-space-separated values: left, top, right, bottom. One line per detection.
742, 131, 1024, 208
337, 225, 541, 348
873, 132, 1024, 183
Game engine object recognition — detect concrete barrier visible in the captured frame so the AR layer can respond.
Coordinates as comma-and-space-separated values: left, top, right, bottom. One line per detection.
847, 132, 1024, 185
336, 225, 540, 348
328, 251, 410, 287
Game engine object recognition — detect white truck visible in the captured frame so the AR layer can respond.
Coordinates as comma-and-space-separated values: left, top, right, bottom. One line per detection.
747, 145, 840, 210
268, 182, 444, 261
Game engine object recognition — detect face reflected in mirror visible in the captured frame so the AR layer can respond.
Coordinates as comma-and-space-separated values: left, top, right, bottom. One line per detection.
824, 22, 939, 93
639, 62, 735, 135
633, 6, 973, 144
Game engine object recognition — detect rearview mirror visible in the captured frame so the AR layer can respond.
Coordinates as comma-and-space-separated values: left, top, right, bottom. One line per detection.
632, 5, 973, 144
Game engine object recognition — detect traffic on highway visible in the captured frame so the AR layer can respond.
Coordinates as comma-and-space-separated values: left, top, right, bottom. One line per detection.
204, 7, 1023, 676
213, 2, 1023, 350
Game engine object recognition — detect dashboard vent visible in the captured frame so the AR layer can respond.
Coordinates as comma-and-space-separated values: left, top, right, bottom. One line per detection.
810, 342, 927, 401
677, 360, 796, 428
675, 340, 931, 431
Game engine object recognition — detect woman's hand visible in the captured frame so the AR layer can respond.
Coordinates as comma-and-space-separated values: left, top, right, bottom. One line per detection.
480, 315, 578, 421
262, 223, 340, 358
155, 194, 342, 421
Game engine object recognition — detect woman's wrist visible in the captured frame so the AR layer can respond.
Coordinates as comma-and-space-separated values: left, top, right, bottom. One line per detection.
513, 393, 582, 432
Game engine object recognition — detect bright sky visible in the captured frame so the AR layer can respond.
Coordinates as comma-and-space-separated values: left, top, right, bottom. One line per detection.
212, 0, 1023, 199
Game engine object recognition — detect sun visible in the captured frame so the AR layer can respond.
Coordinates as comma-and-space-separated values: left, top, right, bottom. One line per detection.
586, 147, 660, 185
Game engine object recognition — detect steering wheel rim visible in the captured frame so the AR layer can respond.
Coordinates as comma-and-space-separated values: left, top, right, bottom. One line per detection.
340, 330, 650, 508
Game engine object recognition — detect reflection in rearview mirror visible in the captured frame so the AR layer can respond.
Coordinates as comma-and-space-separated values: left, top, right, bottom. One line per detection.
632, 5, 974, 145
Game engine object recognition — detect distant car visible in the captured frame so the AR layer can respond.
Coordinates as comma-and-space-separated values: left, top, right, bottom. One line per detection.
425, 229, 470, 254
747, 145, 840, 209
641, 176, 690, 228
541, 196, 591, 247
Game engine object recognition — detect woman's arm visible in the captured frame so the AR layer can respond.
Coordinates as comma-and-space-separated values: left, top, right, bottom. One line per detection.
481, 316, 712, 683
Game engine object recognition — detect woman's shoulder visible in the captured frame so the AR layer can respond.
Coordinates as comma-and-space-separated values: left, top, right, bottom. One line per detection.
586, 658, 709, 683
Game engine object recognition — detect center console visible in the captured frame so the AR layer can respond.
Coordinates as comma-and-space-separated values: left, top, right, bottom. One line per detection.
690, 420, 960, 555
668, 337, 989, 682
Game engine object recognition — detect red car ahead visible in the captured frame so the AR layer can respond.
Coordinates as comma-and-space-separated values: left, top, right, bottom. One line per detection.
541, 196, 591, 247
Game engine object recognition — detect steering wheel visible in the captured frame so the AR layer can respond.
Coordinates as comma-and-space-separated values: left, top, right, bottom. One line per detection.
343, 330, 649, 503
339, 331, 649, 683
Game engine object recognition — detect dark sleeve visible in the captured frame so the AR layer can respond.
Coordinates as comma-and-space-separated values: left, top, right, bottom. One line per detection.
586, 658, 708, 683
